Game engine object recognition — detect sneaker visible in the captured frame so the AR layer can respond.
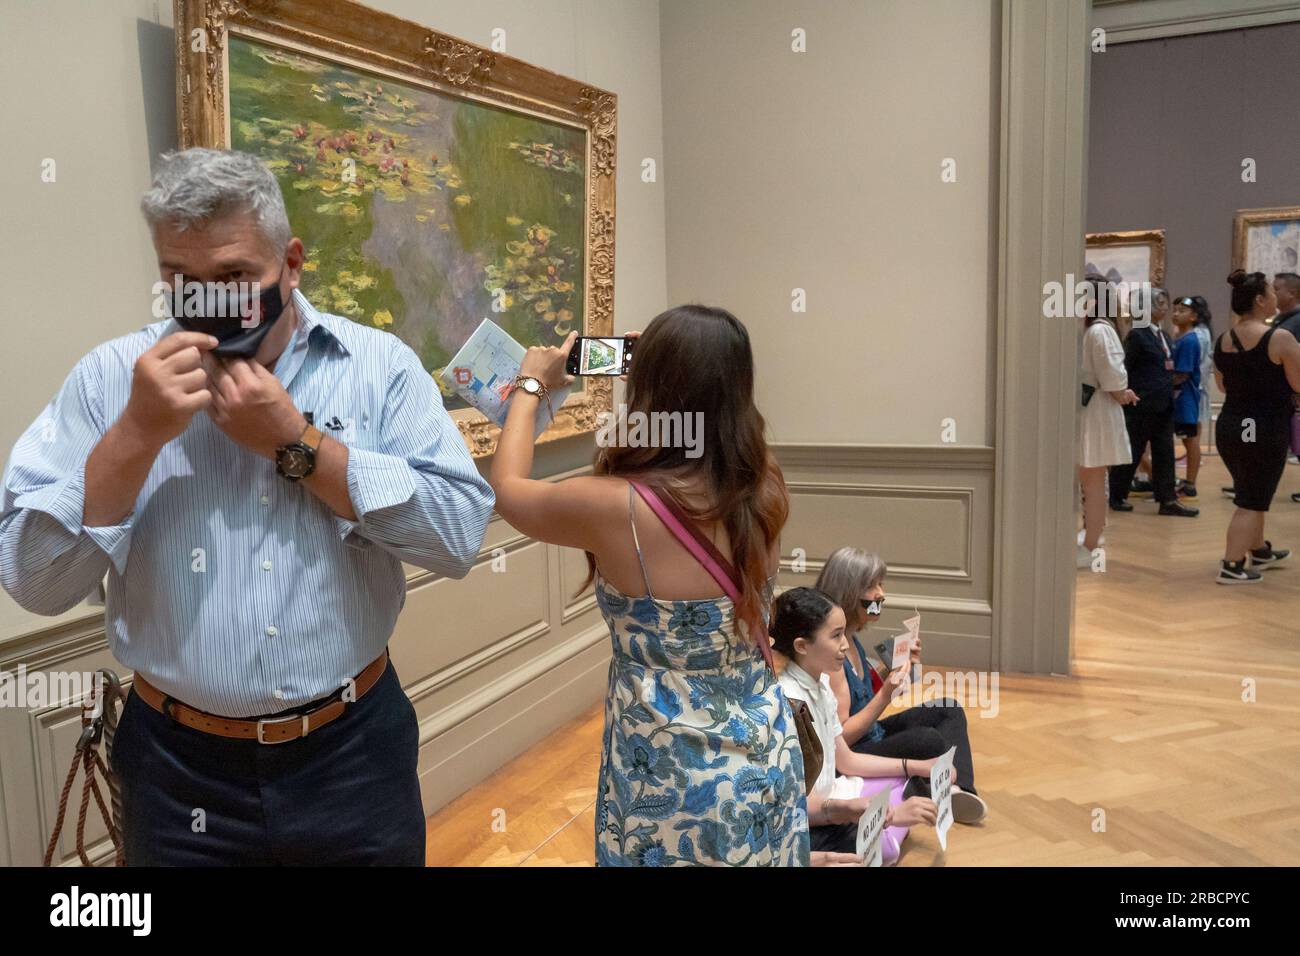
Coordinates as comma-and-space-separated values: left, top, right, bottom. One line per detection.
951, 787, 988, 825
1077, 529, 1105, 547
1130, 478, 1154, 498
1109, 499, 1134, 512
1176, 481, 1199, 500
1217, 559, 1263, 584
1222, 485, 1236, 497
1076, 544, 1094, 569
1291, 492, 1300, 503
1249, 541, 1290, 570
1158, 501, 1199, 517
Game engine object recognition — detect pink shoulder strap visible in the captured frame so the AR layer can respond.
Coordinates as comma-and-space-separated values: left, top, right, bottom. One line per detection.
628, 480, 773, 670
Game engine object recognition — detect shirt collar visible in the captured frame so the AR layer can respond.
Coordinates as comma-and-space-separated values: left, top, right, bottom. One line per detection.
783, 660, 824, 699
290, 288, 351, 357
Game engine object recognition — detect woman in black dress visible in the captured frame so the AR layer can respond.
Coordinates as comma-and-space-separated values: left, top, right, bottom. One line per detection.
1213, 270, 1300, 584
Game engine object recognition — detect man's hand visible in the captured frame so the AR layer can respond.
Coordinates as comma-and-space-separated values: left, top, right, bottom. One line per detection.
204, 356, 306, 459
121, 332, 219, 447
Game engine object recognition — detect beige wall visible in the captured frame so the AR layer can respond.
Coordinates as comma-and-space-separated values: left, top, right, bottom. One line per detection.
660, 0, 999, 448
659, 0, 1000, 667
0, 0, 665, 865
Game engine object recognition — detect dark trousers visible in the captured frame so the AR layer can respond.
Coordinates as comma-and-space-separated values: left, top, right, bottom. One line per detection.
113, 660, 425, 866
850, 699, 977, 793
1109, 400, 1176, 504
810, 822, 858, 854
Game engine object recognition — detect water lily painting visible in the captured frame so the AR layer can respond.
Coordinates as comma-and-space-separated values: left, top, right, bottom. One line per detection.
175, 0, 617, 455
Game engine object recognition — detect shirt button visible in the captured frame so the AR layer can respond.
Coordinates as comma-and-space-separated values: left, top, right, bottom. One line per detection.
265, 625, 278, 638
260, 494, 270, 506
261, 560, 273, 571
273, 688, 285, 700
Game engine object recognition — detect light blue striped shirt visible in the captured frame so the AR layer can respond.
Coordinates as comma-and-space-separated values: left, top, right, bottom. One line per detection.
0, 290, 494, 717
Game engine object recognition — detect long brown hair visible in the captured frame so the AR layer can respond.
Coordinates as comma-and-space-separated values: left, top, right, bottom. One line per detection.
581, 304, 789, 645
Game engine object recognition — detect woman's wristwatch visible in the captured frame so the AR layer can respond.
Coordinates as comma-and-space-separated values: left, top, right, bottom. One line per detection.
511, 374, 554, 422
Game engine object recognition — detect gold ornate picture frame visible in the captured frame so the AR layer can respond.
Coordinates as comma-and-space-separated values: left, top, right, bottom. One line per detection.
1084, 228, 1166, 290
1232, 205, 1300, 275
174, 0, 616, 457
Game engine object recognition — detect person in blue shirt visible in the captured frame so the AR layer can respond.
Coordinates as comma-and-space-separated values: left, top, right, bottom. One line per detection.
0, 148, 495, 864
1171, 300, 1204, 499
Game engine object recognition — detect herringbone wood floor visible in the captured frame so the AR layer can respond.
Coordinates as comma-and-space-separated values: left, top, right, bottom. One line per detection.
424, 457, 1300, 866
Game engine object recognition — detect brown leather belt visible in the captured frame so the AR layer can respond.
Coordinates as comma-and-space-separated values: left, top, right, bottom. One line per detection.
130, 651, 390, 745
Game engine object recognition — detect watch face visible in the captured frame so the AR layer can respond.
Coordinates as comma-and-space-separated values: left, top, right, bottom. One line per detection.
280, 448, 310, 476
522, 378, 541, 394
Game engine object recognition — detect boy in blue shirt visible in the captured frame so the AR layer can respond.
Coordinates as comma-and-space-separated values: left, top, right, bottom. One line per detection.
1171, 305, 1203, 499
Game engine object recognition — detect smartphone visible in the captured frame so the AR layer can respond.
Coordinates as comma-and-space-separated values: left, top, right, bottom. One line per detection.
566, 336, 634, 376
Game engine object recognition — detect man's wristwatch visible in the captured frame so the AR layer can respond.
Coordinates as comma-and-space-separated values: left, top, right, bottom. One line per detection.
275, 423, 323, 482
512, 374, 554, 422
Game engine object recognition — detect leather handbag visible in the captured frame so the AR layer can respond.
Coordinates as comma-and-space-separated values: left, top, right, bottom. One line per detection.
786, 696, 824, 794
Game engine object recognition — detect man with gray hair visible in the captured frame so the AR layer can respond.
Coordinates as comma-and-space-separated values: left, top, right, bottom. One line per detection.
0, 148, 495, 864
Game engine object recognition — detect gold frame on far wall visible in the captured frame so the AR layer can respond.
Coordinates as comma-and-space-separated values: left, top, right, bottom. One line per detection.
173, 0, 616, 458
1084, 229, 1167, 289
1231, 205, 1300, 274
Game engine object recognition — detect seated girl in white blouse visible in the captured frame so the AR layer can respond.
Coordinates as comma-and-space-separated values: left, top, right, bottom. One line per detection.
773, 587, 939, 857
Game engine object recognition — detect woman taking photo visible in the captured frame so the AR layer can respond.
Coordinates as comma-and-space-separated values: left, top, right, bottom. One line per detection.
815, 547, 987, 824
1079, 276, 1139, 563
1213, 271, 1300, 584
489, 305, 808, 866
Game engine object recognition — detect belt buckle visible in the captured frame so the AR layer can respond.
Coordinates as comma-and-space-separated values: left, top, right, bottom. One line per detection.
256, 712, 310, 745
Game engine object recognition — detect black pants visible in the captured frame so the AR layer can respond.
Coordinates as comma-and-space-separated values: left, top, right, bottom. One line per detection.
1109, 400, 1176, 504
850, 698, 977, 793
1217, 408, 1291, 511
113, 660, 425, 865
810, 821, 858, 854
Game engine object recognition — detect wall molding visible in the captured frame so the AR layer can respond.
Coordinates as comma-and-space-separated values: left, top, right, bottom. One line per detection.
1092, 0, 1300, 44
772, 580, 991, 619
783, 481, 976, 582
417, 619, 608, 745
774, 443, 995, 471
0, 616, 110, 673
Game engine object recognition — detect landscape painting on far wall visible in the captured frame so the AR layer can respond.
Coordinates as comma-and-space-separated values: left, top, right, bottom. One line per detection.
227, 35, 587, 412
1085, 228, 1167, 318
1233, 206, 1300, 275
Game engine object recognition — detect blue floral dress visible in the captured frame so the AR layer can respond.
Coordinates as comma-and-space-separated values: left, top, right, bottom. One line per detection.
592, 532, 810, 866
